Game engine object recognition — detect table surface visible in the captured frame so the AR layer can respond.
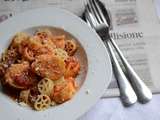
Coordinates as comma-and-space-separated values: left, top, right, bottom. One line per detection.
80, 95, 160, 120
80, 1, 160, 120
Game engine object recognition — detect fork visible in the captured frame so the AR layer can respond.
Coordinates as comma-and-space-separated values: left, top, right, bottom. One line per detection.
84, 0, 152, 104
84, 0, 137, 106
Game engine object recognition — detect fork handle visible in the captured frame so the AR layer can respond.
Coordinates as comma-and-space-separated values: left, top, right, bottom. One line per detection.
109, 38, 152, 103
104, 40, 137, 106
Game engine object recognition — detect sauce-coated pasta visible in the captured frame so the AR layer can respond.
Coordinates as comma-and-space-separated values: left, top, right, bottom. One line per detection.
0, 29, 80, 111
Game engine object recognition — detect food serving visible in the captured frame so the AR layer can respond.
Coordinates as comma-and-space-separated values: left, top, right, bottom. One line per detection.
0, 28, 80, 111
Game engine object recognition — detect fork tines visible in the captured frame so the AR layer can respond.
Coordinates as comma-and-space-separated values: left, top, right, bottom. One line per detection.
86, 0, 109, 26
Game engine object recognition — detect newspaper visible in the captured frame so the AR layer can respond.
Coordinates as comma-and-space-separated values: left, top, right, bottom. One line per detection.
0, 0, 160, 97
104, 28, 160, 97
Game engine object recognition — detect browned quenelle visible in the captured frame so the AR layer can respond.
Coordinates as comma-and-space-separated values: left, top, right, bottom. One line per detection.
31, 54, 65, 80
5, 61, 37, 89
52, 77, 77, 104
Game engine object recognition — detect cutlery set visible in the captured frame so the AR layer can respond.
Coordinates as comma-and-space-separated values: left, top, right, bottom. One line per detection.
83, 0, 152, 106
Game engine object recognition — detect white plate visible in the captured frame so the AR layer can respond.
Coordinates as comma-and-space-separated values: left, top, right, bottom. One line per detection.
0, 7, 112, 120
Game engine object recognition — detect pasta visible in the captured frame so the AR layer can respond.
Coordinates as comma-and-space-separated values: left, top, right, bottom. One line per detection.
34, 29, 56, 49
19, 89, 30, 104
52, 35, 65, 49
53, 48, 69, 61
19, 37, 54, 61
11, 32, 29, 48
1, 48, 19, 66
38, 78, 54, 96
0, 28, 80, 111
53, 77, 67, 92
54, 76, 66, 85
28, 86, 40, 104
34, 94, 51, 111
64, 57, 80, 78
35, 29, 53, 40
64, 40, 77, 56
66, 77, 78, 89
